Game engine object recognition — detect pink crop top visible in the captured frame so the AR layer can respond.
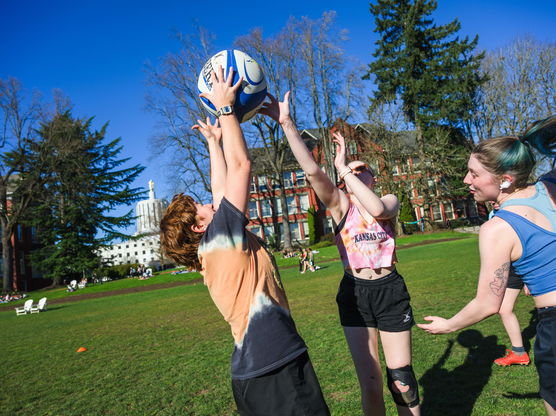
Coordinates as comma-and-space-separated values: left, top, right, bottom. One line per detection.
334, 203, 397, 270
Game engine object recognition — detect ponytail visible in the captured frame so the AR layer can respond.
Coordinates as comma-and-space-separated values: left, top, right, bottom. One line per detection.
520, 115, 556, 158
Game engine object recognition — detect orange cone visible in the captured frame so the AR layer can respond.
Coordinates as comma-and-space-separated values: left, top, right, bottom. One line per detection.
76, 347, 87, 352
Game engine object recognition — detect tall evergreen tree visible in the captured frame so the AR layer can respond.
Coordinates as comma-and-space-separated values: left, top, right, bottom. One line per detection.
366, 0, 485, 138
28, 112, 144, 285
365, 0, 485, 218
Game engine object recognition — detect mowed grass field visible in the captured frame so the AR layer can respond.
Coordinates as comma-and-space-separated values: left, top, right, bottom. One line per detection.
0, 232, 545, 415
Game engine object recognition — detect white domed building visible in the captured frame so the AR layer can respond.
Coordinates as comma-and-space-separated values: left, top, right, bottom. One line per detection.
99, 180, 169, 268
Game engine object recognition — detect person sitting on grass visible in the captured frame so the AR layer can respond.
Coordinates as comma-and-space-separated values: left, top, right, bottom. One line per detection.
159, 67, 329, 416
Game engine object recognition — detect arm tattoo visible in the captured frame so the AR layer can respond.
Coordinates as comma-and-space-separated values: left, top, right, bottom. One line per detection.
489, 262, 510, 296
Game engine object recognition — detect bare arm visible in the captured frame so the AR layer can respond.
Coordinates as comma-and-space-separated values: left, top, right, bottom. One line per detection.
332, 131, 399, 220
192, 117, 226, 210
200, 67, 251, 213
259, 92, 349, 223
417, 219, 513, 334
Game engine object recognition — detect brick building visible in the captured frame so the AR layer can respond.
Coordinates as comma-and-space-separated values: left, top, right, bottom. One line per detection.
245, 122, 481, 244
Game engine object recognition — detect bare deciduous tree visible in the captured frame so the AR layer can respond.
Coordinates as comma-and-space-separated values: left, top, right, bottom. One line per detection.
0, 78, 43, 292
147, 14, 367, 247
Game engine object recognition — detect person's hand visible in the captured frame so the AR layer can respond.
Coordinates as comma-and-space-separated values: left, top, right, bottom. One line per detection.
331, 130, 348, 172
523, 284, 531, 296
259, 91, 291, 124
417, 316, 454, 334
199, 66, 243, 110
192, 117, 222, 144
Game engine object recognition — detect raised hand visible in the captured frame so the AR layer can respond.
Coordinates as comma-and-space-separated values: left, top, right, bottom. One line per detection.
199, 66, 243, 110
192, 117, 222, 144
259, 91, 291, 124
331, 131, 348, 172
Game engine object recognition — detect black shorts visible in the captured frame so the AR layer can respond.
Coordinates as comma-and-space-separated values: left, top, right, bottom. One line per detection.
507, 270, 525, 290
336, 269, 415, 332
535, 306, 556, 410
231, 351, 330, 416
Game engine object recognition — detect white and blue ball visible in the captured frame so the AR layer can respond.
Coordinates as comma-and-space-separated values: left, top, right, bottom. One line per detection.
197, 49, 267, 123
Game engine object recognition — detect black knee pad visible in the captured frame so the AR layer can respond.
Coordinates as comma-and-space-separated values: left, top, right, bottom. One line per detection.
386, 365, 419, 408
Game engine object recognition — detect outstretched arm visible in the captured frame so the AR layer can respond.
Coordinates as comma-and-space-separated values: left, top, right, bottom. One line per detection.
192, 117, 225, 210
259, 92, 349, 223
199, 67, 251, 213
332, 131, 399, 220
417, 219, 513, 334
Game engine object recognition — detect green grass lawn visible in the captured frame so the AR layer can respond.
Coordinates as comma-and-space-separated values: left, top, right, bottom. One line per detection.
0, 233, 545, 415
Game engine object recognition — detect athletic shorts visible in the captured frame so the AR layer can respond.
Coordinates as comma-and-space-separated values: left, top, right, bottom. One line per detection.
231, 351, 330, 416
535, 306, 556, 411
336, 269, 415, 332
507, 270, 525, 290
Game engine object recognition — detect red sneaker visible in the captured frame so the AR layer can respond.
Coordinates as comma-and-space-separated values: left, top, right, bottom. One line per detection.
494, 349, 530, 366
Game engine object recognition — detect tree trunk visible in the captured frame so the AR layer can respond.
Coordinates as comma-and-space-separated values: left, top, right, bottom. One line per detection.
278, 191, 292, 250
2, 225, 13, 293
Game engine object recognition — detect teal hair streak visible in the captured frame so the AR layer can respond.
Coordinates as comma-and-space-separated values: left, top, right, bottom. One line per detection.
498, 139, 535, 173
521, 115, 556, 157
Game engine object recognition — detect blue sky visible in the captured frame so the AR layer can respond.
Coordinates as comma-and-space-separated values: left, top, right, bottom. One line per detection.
2, 0, 555, 233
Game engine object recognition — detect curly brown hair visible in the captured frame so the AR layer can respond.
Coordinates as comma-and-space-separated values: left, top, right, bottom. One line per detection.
159, 193, 203, 270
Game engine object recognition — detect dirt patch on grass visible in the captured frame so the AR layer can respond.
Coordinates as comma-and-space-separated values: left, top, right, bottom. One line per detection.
2, 237, 465, 311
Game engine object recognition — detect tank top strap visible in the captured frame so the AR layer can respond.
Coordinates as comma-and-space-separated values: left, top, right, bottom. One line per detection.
498, 182, 556, 231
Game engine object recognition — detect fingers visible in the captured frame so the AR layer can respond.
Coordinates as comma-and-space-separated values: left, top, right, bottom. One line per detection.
283, 91, 291, 102
217, 65, 225, 83
331, 131, 345, 141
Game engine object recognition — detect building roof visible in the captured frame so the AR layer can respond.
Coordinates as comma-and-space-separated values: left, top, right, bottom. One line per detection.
249, 135, 318, 174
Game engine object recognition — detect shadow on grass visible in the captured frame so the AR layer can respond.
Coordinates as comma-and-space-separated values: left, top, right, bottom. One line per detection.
45, 305, 69, 311
498, 308, 541, 402
419, 329, 505, 416
521, 308, 539, 353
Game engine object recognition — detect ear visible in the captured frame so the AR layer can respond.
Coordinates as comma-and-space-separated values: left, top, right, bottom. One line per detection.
190, 223, 206, 233
499, 174, 514, 189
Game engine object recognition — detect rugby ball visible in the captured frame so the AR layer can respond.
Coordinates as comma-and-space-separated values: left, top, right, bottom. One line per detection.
198, 49, 267, 123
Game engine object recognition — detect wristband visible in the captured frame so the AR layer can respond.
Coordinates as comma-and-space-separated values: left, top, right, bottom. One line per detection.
339, 167, 353, 180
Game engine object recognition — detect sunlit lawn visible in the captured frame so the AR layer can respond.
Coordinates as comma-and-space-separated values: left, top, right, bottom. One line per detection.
1, 232, 545, 415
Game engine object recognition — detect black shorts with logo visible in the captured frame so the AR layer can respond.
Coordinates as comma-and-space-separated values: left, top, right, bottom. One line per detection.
535, 306, 556, 410
336, 269, 415, 332
231, 351, 330, 416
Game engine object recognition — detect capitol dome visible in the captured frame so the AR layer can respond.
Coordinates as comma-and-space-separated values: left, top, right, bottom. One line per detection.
135, 180, 168, 236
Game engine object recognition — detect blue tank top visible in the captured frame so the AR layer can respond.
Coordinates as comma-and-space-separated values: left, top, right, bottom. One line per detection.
493, 181, 556, 296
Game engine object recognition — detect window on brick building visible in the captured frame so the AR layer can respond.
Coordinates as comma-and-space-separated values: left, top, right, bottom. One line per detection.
289, 223, 300, 240
273, 198, 282, 215
283, 172, 293, 188
299, 194, 309, 212
432, 203, 442, 221
258, 175, 268, 192
271, 174, 281, 190
295, 170, 306, 187
348, 141, 357, 155
248, 200, 259, 219
286, 196, 297, 213
443, 202, 454, 220
261, 200, 272, 217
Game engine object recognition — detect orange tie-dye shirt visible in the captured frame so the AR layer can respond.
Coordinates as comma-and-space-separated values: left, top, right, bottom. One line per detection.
198, 198, 306, 379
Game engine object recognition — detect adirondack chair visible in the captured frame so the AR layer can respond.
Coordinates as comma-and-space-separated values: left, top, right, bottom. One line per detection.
15, 299, 33, 316
31, 297, 47, 313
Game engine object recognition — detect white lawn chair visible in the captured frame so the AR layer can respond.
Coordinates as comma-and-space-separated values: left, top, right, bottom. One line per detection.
15, 299, 33, 316
31, 297, 47, 313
